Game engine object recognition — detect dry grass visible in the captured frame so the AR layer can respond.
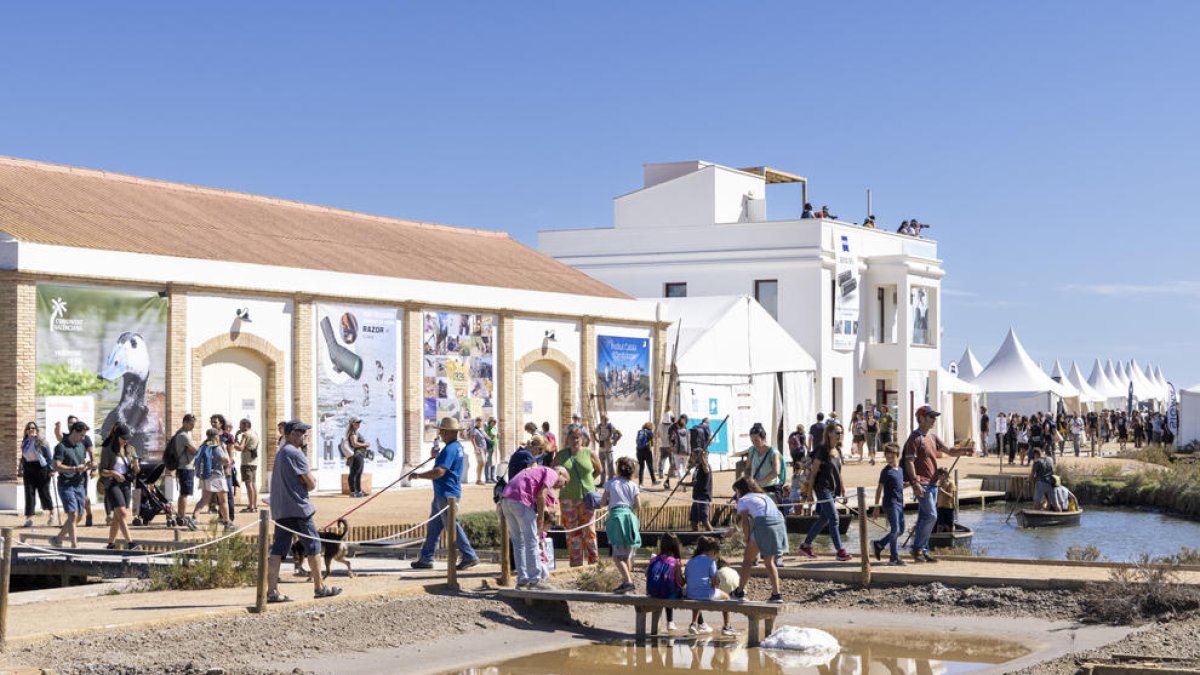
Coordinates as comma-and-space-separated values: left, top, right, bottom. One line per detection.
1082, 555, 1200, 624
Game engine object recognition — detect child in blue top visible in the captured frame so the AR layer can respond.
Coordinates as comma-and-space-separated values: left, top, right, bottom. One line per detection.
684, 536, 734, 637
869, 444, 907, 565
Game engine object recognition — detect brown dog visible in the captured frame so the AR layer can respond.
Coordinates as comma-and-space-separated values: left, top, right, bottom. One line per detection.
291, 518, 353, 579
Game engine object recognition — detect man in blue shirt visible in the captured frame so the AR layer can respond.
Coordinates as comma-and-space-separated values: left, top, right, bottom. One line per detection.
411, 417, 479, 571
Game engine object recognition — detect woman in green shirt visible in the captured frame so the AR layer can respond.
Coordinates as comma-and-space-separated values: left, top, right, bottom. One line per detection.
553, 429, 602, 566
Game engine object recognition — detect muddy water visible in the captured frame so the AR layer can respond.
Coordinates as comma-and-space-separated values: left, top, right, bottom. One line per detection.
458, 627, 1029, 674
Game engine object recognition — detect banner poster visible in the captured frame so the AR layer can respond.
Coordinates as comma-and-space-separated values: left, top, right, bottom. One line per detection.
36, 284, 168, 461
681, 384, 730, 454
832, 233, 860, 351
423, 311, 496, 440
597, 335, 651, 412
315, 304, 399, 481
1168, 383, 1178, 435
911, 287, 931, 346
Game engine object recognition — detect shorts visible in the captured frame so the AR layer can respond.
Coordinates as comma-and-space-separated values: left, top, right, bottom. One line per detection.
176, 469, 195, 497
58, 482, 87, 514
611, 546, 632, 559
853, 434, 866, 443
240, 465, 257, 485
203, 475, 226, 494
690, 501, 710, 524
271, 516, 321, 558
104, 480, 132, 511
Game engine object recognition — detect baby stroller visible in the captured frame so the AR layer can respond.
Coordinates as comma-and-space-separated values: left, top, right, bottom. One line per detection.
131, 462, 179, 527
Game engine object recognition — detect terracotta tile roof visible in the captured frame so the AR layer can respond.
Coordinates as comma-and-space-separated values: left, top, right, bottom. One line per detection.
0, 156, 629, 299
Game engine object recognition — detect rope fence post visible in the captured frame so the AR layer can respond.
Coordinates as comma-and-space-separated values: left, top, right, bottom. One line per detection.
446, 497, 459, 592
0, 527, 12, 650
497, 506, 511, 587
255, 510, 270, 613
856, 488, 870, 588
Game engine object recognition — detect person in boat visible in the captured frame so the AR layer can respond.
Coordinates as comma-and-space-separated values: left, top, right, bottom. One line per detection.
1029, 448, 1056, 510
934, 468, 957, 533
1049, 479, 1077, 512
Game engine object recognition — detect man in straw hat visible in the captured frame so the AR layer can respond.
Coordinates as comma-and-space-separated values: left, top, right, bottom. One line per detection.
411, 416, 480, 570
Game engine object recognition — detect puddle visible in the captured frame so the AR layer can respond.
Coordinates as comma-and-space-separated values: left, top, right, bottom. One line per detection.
455, 627, 1029, 674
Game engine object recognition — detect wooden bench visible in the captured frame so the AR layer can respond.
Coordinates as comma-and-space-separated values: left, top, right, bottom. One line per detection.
497, 589, 781, 646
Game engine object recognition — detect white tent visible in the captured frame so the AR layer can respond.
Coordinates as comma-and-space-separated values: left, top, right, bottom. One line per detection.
1066, 361, 1106, 410
1049, 360, 1081, 399
956, 347, 984, 382
1107, 359, 1129, 391
1145, 364, 1169, 402
1154, 365, 1170, 394
1179, 383, 1200, 447
972, 329, 1077, 417
658, 295, 816, 468
938, 368, 982, 451
1088, 358, 1124, 407
1127, 360, 1159, 406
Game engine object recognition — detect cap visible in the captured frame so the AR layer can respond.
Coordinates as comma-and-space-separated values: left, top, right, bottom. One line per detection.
285, 419, 312, 434
916, 405, 941, 419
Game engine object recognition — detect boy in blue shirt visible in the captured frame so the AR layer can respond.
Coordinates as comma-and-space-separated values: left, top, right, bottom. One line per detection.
870, 444, 907, 566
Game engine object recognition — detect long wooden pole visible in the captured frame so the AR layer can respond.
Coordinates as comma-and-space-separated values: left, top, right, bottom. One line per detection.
0, 527, 12, 649
254, 510, 270, 613
644, 415, 729, 530
322, 457, 433, 529
446, 497, 459, 592
497, 507, 511, 587
857, 488, 871, 587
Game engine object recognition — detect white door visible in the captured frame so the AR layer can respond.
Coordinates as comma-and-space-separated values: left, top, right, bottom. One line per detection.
201, 348, 267, 488
522, 361, 562, 435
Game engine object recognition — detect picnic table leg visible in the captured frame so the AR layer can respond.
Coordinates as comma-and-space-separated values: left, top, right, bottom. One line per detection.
764, 616, 775, 638
748, 616, 760, 647
635, 607, 647, 643
650, 608, 662, 635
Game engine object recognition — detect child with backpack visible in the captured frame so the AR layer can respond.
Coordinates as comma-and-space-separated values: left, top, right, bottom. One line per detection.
190, 428, 232, 530
645, 533, 685, 632
635, 422, 657, 486
685, 535, 734, 636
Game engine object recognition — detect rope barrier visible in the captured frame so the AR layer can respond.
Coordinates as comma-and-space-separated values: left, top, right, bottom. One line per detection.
17, 519, 258, 560
544, 506, 609, 534
272, 506, 449, 546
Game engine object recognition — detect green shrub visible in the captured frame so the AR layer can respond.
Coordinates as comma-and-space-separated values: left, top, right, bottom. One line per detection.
149, 524, 257, 591
1157, 546, 1200, 566
460, 510, 501, 550
1082, 555, 1200, 624
575, 560, 623, 592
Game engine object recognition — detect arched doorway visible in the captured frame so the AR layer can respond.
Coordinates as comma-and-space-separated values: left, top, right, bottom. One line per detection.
516, 347, 575, 441
201, 348, 267, 488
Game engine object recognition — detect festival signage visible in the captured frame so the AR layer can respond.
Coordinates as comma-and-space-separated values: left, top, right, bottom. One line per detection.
1168, 383, 1178, 436
911, 287, 931, 346
314, 303, 399, 481
36, 284, 168, 461
680, 383, 729, 454
833, 233, 860, 351
597, 335, 651, 412
422, 311, 496, 439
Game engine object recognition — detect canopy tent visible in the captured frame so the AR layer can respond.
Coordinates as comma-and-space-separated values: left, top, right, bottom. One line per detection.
658, 295, 816, 469
1179, 383, 1200, 447
1066, 361, 1106, 410
1128, 359, 1160, 406
1049, 360, 1081, 399
1145, 364, 1169, 402
1107, 359, 1130, 390
1088, 358, 1125, 407
938, 368, 982, 451
971, 329, 1078, 417
956, 347, 984, 382
1154, 366, 1170, 395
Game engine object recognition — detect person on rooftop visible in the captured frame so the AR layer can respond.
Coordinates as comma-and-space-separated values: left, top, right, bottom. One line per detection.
818, 205, 837, 219
862, 215, 876, 228
800, 203, 815, 219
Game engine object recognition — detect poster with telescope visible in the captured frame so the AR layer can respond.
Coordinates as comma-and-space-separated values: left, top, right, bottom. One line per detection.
35, 283, 168, 461
315, 303, 399, 483
422, 311, 496, 440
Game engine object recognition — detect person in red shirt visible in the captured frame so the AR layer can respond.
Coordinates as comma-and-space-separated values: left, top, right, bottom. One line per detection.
902, 405, 948, 563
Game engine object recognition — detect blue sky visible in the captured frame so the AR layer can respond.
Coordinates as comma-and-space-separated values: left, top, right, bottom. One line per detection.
3, 2, 1198, 386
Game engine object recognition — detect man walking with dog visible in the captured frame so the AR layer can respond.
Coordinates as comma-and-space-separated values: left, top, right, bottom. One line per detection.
411, 417, 480, 571
266, 419, 341, 602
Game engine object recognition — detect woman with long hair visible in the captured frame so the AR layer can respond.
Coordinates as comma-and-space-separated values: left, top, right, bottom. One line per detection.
552, 429, 601, 566
345, 418, 371, 497
98, 424, 140, 550
851, 410, 866, 462
728, 477, 786, 603
798, 423, 851, 561
19, 421, 55, 528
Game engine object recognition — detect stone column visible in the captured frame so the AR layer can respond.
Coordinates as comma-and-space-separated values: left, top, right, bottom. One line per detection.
578, 319, 596, 428
165, 284, 189, 429
402, 307, 424, 468
291, 297, 314, 466
0, 275, 36, 488
497, 312, 516, 461
652, 321, 669, 426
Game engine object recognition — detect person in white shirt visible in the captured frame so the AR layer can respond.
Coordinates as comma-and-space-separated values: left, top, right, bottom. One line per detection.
1070, 415, 1086, 457
994, 413, 1009, 459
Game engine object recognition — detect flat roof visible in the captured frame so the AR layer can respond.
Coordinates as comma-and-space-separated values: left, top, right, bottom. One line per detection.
737, 166, 807, 184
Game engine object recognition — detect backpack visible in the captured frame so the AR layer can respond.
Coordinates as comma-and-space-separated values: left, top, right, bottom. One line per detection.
646, 555, 681, 599
163, 433, 182, 471
195, 443, 214, 480
636, 428, 653, 451
492, 475, 508, 504
689, 426, 703, 449
788, 431, 804, 453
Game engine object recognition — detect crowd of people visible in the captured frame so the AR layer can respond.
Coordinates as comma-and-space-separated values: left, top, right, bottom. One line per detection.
798, 202, 931, 238
979, 406, 1174, 463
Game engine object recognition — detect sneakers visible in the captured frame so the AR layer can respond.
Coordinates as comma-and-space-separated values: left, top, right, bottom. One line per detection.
871, 539, 884, 562
131, 517, 143, 527
456, 557, 480, 571
528, 580, 557, 591
106, 543, 118, 550
46, 515, 55, 527
22, 518, 32, 528
667, 621, 678, 632
663, 480, 670, 490
127, 543, 142, 551
767, 593, 784, 604
48, 536, 62, 548
612, 582, 635, 594
410, 560, 434, 569
721, 626, 739, 637
314, 586, 342, 599
888, 558, 907, 566
729, 588, 746, 601
836, 549, 853, 562
797, 544, 817, 559
687, 623, 701, 635
85, 513, 93, 527
920, 551, 938, 563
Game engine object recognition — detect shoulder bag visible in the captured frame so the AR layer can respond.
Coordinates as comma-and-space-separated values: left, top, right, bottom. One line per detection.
568, 453, 604, 510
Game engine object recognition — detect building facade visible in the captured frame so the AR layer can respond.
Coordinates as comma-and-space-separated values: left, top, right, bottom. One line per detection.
0, 157, 662, 509
540, 161, 945, 440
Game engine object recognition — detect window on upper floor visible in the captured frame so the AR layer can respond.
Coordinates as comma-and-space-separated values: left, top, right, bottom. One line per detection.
754, 279, 778, 320
665, 282, 687, 298
910, 286, 935, 346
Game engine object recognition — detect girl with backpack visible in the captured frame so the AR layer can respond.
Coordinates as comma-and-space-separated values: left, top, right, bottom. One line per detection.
635, 422, 657, 486
645, 533, 684, 632
190, 428, 232, 530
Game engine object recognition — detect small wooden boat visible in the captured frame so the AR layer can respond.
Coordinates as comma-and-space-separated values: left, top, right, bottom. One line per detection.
928, 523, 974, 549
785, 512, 853, 536
1016, 509, 1083, 528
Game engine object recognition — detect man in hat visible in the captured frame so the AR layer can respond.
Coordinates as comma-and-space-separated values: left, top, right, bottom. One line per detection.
266, 420, 341, 601
411, 417, 480, 570
902, 405, 949, 563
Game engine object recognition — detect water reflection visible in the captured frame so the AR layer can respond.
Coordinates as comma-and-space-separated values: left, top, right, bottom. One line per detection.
459, 628, 1026, 674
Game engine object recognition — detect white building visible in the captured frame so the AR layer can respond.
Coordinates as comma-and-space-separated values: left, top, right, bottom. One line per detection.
540, 161, 946, 440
